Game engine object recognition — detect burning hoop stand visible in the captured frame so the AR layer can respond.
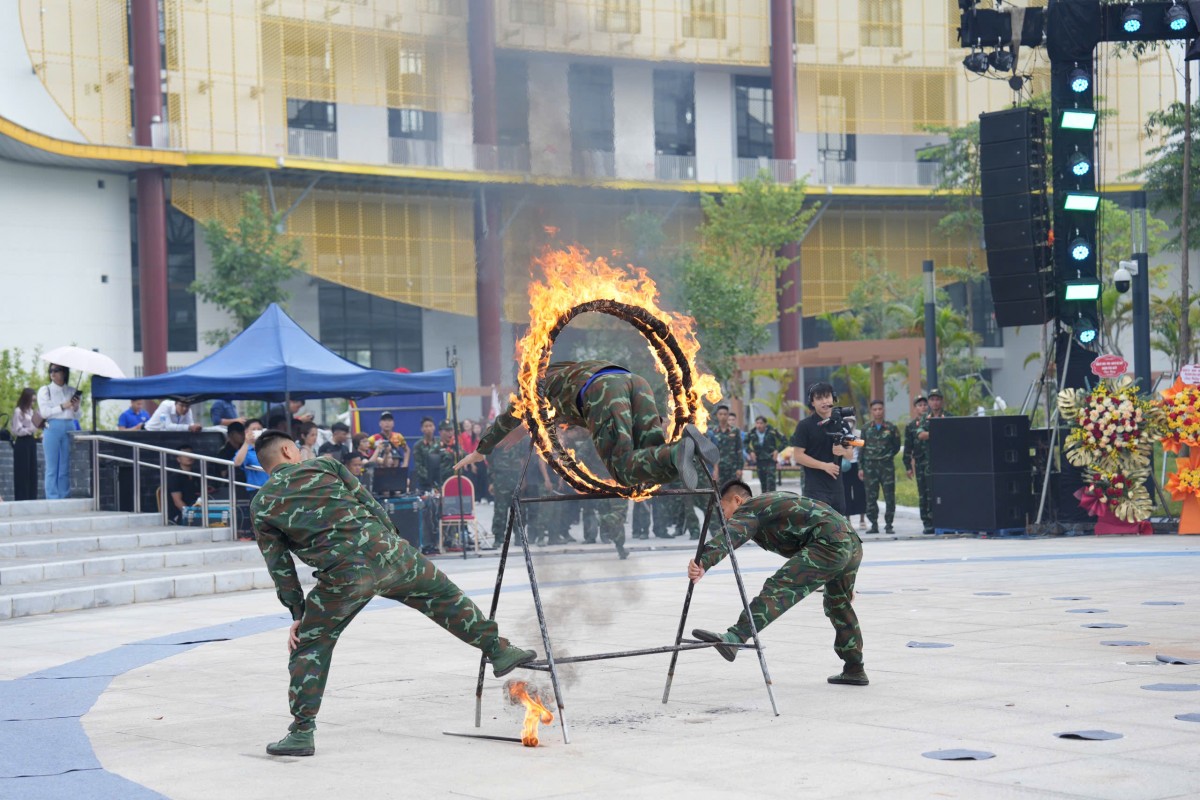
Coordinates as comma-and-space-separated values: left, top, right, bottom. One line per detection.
470, 299, 780, 745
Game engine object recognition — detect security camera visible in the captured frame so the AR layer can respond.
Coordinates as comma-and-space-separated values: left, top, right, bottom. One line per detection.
1114, 260, 1138, 294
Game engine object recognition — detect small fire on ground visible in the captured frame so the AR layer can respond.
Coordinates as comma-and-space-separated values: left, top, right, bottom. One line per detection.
505, 679, 554, 747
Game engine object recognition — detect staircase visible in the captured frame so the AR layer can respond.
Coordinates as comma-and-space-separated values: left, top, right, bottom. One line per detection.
0, 499, 273, 620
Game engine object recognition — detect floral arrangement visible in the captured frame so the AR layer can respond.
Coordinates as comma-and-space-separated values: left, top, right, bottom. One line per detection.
1166, 462, 1200, 501
1058, 376, 1165, 523
1158, 378, 1200, 453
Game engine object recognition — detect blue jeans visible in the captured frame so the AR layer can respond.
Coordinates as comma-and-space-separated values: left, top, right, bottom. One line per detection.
43, 419, 73, 499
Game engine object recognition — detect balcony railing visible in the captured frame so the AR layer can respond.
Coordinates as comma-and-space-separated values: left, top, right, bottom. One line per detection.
572, 149, 617, 179
736, 157, 797, 183
389, 137, 442, 167
287, 128, 338, 159
474, 144, 532, 172
816, 160, 945, 188
655, 154, 698, 181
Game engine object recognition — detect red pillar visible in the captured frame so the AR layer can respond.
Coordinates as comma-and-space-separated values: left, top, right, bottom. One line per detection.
469, 1, 503, 415
770, 0, 801, 405
131, 0, 168, 376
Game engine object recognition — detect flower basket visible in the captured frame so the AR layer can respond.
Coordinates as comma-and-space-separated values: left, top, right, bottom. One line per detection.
1074, 473, 1152, 535
1166, 453, 1200, 535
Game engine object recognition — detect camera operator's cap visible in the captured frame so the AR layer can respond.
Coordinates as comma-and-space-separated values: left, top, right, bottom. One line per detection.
438, 420, 454, 431
379, 411, 394, 421
928, 388, 943, 398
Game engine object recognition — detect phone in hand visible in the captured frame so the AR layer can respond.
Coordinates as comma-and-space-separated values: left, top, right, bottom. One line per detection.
72, 390, 83, 402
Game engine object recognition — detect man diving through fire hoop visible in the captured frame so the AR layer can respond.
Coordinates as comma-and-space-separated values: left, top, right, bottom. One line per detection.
250, 431, 537, 757
455, 359, 719, 490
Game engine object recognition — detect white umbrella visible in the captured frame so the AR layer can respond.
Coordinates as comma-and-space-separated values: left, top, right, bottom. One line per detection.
41, 346, 126, 379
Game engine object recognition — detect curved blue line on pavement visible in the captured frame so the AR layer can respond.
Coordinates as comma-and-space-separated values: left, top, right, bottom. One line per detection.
1, 546, 1197, 798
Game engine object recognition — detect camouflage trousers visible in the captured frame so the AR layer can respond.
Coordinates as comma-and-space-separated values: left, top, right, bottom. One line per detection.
862, 459, 896, 526
717, 460, 744, 488
287, 547, 505, 733
728, 533, 864, 670
582, 497, 626, 552
491, 488, 516, 544
631, 499, 651, 539
915, 460, 933, 529
755, 462, 779, 493
582, 373, 676, 487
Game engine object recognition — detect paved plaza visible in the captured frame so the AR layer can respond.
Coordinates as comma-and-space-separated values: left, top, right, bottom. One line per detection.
2, 516, 1199, 800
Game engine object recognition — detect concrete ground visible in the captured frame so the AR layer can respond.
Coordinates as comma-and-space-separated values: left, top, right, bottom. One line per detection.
3, 498, 1199, 799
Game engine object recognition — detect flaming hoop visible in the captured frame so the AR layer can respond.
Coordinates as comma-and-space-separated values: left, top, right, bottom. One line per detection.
512, 245, 721, 499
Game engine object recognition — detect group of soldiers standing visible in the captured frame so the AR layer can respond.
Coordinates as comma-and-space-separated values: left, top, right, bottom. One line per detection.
858, 388, 947, 536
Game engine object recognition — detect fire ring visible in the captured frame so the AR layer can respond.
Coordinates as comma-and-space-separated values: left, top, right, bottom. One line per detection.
521, 299, 700, 498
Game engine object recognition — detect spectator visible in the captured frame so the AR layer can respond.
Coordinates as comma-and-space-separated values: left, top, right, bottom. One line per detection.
410, 417, 441, 493
166, 446, 201, 525
352, 432, 382, 491
215, 421, 247, 486
268, 399, 313, 424
458, 419, 477, 453
788, 382, 851, 514
234, 419, 270, 496
369, 411, 409, 497
317, 422, 351, 459
11, 387, 39, 501
343, 451, 365, 478
117, 399, 150, 430
146, 398, 202, 432
296, 421, 319, 460
210, 397, 243, 428
37, 363, 80, 499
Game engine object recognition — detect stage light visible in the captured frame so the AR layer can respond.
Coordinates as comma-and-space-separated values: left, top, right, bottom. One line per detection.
1061, 109, 1097, 130
1069, 67, 1090, 93
1070, 236, 1092, 261
1069, 151, 1091, 177
1166, 2, 1190, 32
963, 50, 989, 74
1064, 192, 1101, 212
1074, 315, 1099, 346
989, 48, 1014, 72
1064, 279, 1102, 302
1122, 5, 1143, 33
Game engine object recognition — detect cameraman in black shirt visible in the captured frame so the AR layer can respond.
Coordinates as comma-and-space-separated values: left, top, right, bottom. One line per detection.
789, 382, 852, 514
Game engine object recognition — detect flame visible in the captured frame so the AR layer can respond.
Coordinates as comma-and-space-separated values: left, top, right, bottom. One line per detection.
506, 680, 554, 747
513, 244, 722, 497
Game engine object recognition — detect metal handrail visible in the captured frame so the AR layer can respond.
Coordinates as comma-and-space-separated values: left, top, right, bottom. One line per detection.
77, 434, 265, 539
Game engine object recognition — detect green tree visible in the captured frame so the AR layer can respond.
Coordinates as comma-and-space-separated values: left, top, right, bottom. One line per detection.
191, 191, 306, 346
678, 173, 819, 391
1095, 200, 1170, 356
1151, 293, 1200, 369
0, 349, 47, 429
747, 369, 805, 438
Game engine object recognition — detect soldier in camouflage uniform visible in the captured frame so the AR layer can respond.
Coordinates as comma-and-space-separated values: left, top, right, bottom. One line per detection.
859, 400, 901, 534
568, 427, 629, 558
709, 405, 745, 487
410, 417, 448, 493
902, 395, 930, 534
746, 415, 787, 492
487, 429, 529, 546
688, 481, 867, 686
632, 498, 651, 539
459, 360, 717, 490
249, 431, 535, 757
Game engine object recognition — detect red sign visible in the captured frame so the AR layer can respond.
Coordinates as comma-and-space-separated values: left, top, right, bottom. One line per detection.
1182, 364, 1200, 385
1090, 354, 1129, 378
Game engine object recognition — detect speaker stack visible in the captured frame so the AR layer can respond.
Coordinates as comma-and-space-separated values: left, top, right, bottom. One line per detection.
980, 107, 1053, 328
929, 416, 1033, 533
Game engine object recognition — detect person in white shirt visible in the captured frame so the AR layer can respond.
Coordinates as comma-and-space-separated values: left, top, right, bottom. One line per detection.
146, 398, 203, 432
37, 364, 80, 499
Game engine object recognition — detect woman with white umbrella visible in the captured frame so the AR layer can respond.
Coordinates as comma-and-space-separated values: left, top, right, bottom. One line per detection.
37, 364, 81, 499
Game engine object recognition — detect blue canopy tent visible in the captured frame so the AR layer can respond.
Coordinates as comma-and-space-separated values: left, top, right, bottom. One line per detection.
92, 304, 456, 403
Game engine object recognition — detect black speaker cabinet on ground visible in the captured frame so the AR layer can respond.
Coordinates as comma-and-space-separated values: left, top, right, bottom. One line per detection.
929, 416, 1032, 475
931, 472, 1033, 531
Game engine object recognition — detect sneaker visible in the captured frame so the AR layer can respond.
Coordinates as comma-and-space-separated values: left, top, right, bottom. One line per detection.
684, 424, 720, 469
827, 671, 869, 686
675, 436, 699, 490
692, 628, 741, 662
490, 644, 537, 678
266, 729, 315, 757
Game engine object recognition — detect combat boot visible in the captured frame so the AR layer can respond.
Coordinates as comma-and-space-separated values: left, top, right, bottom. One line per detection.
673, 437, 698, 489
490, 644, 537, 678
827, 670, 869, 686
866, 524, 880, 534
266, 729, 315, 757
884, 524, 895, 534
684, 424, 720, 469
692, 628, 741, 662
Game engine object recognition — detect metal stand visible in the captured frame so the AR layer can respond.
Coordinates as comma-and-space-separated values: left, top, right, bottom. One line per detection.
472, 444, 780, 744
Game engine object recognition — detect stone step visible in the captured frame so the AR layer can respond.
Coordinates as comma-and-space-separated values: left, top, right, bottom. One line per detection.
0, 541, 261, 585
0, 511, 162, 537
0, 562, 314, 620
0, 498, 93, 518
0, 526, 236, 559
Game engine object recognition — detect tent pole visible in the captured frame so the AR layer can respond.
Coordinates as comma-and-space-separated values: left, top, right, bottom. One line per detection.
284, 391, 293, 435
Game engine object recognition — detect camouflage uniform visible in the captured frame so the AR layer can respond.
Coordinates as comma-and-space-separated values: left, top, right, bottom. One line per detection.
632, 499, 651, 539
477, 361, 679, 487
411, 437, 456, 493
903, 416, 929, 531
710, 425, 745, 487
488, 437, 529, 545
571, 431, 628, 556
698, 492, 864, 671
251, 458, 514, 735
746, 425, 788, 492
860, 420, 901, 530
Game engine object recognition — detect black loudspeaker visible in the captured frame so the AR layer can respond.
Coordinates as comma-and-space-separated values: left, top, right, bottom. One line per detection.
993, 298, 1050, 327
990, 273, 1046, 304
931, 472, 1033, 530
930, 416, 1032, 475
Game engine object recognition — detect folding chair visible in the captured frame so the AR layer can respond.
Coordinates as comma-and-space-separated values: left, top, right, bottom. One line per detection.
439, 475, 482, 553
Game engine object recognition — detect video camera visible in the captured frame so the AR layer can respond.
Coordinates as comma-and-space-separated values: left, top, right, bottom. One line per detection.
821, 406, 864, 448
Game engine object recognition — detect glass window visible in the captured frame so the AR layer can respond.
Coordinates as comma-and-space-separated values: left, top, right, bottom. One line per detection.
510, 0, 554, 25
796, 0, 815, 45
388, 108, 438, 140
595, 0, 641, 34
287, 99, 336, 131
131, 200, 197, 353
734, 75, 773, 159
683, 0, 726, 39
568, 64, 615, 152
496, 58, 530, 147
316, 280, 423, 372
653, 70, 695, 156
861, 0, 902, 47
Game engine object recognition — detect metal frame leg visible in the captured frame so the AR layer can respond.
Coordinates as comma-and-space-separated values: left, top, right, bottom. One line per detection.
475, 497, 517, 727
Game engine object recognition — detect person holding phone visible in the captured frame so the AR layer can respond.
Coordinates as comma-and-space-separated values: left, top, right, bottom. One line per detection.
37, 364, 80, 499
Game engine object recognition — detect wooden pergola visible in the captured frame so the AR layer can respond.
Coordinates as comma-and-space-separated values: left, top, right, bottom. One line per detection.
734, 338, 926, 416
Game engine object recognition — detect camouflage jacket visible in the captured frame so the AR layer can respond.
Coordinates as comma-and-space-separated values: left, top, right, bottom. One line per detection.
745, 426, 788, 464
860, 421, 901, 463
489, 436, 531, 495
411, 438, 456, 491
251, 458, 409, 620
476, 360, 625, 455
903, 411, 945, 469
698, 492, 854, 571
710, 425, 745, 474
